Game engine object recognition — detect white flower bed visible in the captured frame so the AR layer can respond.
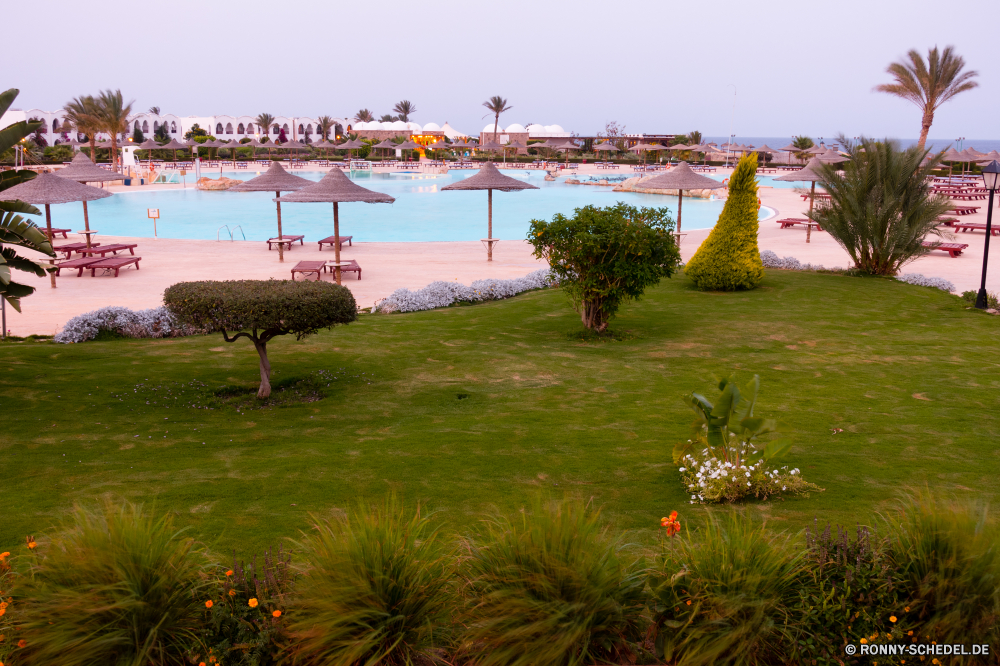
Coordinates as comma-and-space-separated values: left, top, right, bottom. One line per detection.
679, 450, 815, 503
373, 269, 556, 313
896, 272, 955, 292
55, 306, 193, 344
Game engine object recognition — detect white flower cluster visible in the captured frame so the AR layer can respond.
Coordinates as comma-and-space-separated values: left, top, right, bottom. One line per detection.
55, 306, 194, 344
373, 269, 556, 313
896, 272, 955, 293
679, 449, 807, 504
759, 250, 833, 272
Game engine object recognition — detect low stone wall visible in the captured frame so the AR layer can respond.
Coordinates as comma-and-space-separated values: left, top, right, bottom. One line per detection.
612, 176, 717, 198
197, 176, 242, 191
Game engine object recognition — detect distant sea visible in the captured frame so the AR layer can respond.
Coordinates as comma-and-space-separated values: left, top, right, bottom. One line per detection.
704, 136, 1000, 155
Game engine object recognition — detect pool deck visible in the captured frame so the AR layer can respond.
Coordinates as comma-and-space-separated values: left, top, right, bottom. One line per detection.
7, 162, 1000, 336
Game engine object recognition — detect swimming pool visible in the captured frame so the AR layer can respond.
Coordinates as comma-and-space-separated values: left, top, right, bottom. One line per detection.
41, 170, 770, 242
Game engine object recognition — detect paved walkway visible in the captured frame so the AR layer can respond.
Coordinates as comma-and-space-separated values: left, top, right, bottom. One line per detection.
6, 162, 998, 336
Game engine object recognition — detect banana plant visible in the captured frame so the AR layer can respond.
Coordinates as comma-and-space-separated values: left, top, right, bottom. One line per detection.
0, 87, 54, 312
673, 374, 791, 466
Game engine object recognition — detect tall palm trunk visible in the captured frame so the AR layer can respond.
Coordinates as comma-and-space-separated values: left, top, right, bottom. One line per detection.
918, 110, 934, 150
493, 115, 499, 142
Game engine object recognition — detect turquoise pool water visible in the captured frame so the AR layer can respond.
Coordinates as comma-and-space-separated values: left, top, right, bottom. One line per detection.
39, 170, 769, 242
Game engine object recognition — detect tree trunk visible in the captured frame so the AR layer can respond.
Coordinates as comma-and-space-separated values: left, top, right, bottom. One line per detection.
580, 298, 607, 333
254, 338, 272, 398
45, 204, 56, 288
917, 109, 934, 150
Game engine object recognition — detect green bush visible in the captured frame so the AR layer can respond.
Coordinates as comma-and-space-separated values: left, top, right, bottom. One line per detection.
461, 499, 648, 666
885, 492, 1000, 657
16, 502, 212, 666
648, 512, 805, 666
280, 499, 453, 666
685, 153, 764, 291
164, 280, 357, 398
962, 290, 1000, 309
527, 203, 681, 332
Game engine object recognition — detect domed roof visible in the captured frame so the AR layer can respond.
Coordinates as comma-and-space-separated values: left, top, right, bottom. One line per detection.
406, 122, 422, 132
354, 121, 371, 130
369, 121, 386, 130
544, 124, 565, 133
422, 122, 441, 131
483, 123, 503, 133
526, 124, 545, 133
390, 120, 408, 131
504, 123, 526, 133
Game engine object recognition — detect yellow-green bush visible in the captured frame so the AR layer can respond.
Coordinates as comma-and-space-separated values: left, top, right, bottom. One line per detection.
685, 153, 764, 290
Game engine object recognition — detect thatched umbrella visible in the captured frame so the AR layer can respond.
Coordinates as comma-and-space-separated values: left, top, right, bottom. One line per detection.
441, 162, 538, 261
818, 148, 849, 164
54, 153, 124, 247
369, 139, 395, 160
779, 142, 801, 165
159, 138, 189, 164
941, 147, 965, 177
0, 173, 111, 287
336, 138, 365, 160
396, 139, 422, 161
592, 141, 620, 163
774, 157, 828, 243
277, 141, 307, 164
556, 141, 581, 167
275, 168, 394, 284
752, 144, 779, 166
230, 163, 312, 262
243, 138, 268, 160
634, 162, 725, 237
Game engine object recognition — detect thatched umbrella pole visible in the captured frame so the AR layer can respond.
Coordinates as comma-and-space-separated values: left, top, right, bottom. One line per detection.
807, 181, 815, 243
676, 191, 684, 235
44, 204, 56, 288
275, 191, 284, 262
82, 201, 92, 248
333, 202, 342, 284
487, 188, 493, 261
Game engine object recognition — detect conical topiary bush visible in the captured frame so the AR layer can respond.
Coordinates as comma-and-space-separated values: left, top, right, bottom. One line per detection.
685, 153, 764, 291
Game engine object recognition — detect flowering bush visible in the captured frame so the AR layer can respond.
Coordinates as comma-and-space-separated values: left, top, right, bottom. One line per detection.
896, 272, 955, 292
372, 269, 556, 313
55, 306, 199, 343
759, 249, 836, 272
673, 373, 820, 504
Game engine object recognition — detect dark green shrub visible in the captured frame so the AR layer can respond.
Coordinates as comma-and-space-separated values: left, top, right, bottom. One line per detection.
685, 153, 765, 291
962, 290, 1000, 309
16, 502, 212, 666
648, 512, 805, 666
527, 202, 681, 332
461, 499, 648, 666
164, 280, 356, 398
885, 492, 1000, 659
280, 499, 453, 666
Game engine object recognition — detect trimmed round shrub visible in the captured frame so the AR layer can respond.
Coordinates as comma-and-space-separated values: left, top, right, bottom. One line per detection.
685, 153, 765, 291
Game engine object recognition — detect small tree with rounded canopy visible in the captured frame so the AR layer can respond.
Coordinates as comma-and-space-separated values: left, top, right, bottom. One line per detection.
164, 280, 357, 398
528, 203, 681, 333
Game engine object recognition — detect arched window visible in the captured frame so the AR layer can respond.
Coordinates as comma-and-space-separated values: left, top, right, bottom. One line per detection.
272, 124, 279, 134
153, 121, 159, 130
246, 123, 254, 134
170, 122, 177, 133
142, 120, 149, 132
282, 123, 289, 132
237, 123, 245, 134
305, 124, 313, 134
134, 120, 140, 130
216, 123, 224, 134
53, 119, 60, 132
225, 123, 233, 134
298, 124, 304, 134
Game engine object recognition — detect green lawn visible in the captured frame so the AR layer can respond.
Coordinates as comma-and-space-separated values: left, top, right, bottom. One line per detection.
2, 270, 997, 553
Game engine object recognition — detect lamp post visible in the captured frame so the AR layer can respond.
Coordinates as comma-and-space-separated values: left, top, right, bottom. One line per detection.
975, 160, 1000, 309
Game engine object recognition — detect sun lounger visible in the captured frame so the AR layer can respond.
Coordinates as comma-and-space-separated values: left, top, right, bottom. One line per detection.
776, 218, 822, 231
46, 228, 71, 239
949, 205, 981, 216
54, 242, 101, 258
290, 260, 327, 281
317, 235, 353, 250
88, 256, 141, 277
267, 234, 305, 250
55, 257, 103, 276
951, 221, 1000, 235
334, 259, 362, 280
935, 217, 958, 227
922, 241, 969, 257
75, 243, 138, 257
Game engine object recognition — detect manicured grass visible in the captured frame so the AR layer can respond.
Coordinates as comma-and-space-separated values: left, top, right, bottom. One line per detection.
2, 270, 997, 553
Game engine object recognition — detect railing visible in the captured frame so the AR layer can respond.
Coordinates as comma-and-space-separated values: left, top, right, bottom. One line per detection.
217, 224, 246, 241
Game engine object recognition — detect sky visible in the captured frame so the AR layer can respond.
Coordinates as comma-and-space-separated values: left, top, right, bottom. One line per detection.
7, 0, 999, 141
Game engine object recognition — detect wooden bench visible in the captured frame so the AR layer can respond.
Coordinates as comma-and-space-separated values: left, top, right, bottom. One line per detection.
317, 235, 353, 251
266, 234, 305, 251
46, 228, 71, 239
290, 261, 326, 281
776, 218, 822, 231
55, 257, 103, 276
952, 222, 1000, 235
922, 241, 969, 257
75, 243, 138, 257
88, 256, 141, 277
950, 205, 981, 216
54, 242, 101, 259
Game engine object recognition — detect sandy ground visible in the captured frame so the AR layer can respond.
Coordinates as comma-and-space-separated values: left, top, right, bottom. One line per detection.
6, 162, 998, 336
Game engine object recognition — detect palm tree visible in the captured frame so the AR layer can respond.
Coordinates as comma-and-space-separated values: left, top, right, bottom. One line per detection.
791, 135, 814, 162
875, 46, 978, 149
354, 109, 374, 123
392, 100, 416, 123
148, 106, 160, 115
316, 116, 336, 141
482, 96, 512, 143
63, 94, 102, 163
95, 89, 133, 171
378, 114, 398, 123
809, 138, 952, 275
686, 130, 703, 146
255, 113, 275, 141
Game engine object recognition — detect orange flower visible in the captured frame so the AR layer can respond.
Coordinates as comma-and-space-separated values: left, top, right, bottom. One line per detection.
890, 615, 897, 623
17, 639, 26, 648
225, 570, 233, 577
669, 511, 678, 521
199, 663, 206, 666
0, 553, 9, 560
272, 610, 282, 618
685, 600, 692, 605
26, 541, 36, 550
205, 600, 213, 609
904, 606, 910, 612
860, 638, 868, 645
228, 589, 236, 597
248, 598, 258, 608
